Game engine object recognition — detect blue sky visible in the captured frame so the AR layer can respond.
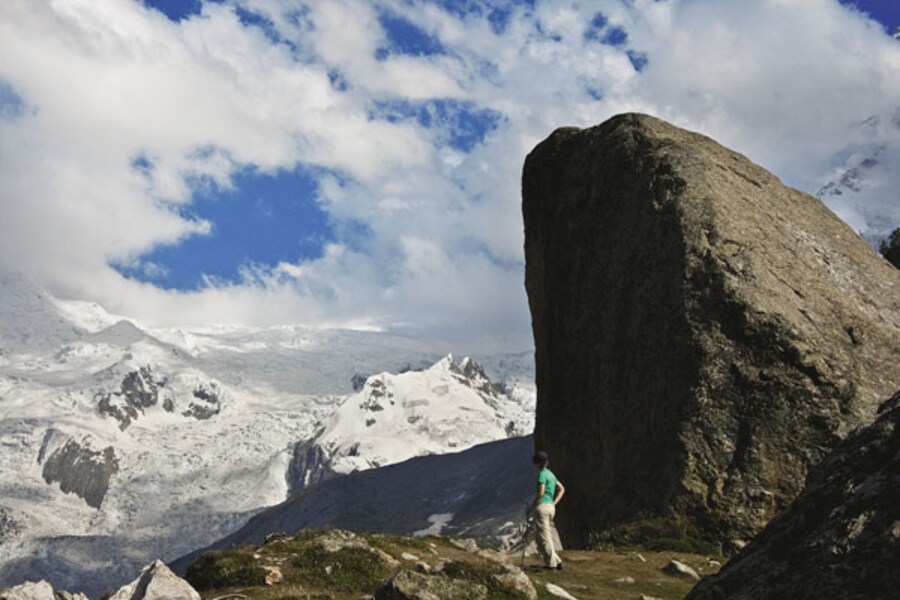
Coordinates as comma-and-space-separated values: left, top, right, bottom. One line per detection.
120, 0, 508, 293
840, 0, 900, 32
116, 164, 332, 289
1, 0, 898, 341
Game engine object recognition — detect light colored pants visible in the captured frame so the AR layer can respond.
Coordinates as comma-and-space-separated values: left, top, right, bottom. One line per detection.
535, 502, 562, 568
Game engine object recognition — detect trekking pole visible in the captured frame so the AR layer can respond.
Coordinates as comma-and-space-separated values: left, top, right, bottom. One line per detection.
520, 515, 532, 569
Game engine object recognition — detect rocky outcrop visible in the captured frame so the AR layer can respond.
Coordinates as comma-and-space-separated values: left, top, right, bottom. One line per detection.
181, 383, 221, 420
96, 366, 221, 428
37, 430, 118, 509
287, 434, 336, 491
96, 366, 171, 430
523, 113, 900, 548
0, 580, 55, 600
685, 390, 900, 600
109, 560, 200, 600
375, 569, 487, 600
0, 580, 87, 600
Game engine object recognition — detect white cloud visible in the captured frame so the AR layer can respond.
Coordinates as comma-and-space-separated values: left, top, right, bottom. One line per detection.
0, 0, 897, 348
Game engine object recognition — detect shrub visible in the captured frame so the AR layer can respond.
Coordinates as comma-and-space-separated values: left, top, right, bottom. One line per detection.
184, 549, 268, 590
593, 515, 721, 556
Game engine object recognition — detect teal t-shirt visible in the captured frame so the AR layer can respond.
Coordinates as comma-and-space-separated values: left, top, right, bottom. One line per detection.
537, 468, 558, 504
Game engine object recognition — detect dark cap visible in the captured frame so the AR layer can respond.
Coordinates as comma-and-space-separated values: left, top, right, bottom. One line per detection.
532, 451, 549, 465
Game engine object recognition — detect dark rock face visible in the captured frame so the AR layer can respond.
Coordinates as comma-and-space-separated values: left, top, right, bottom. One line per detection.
286, 433, 335, 492
97, 367, 221, 428
880, 227, 900, 269
686, 390, 900, 600
182, 383, 221, 420
38, 431, 118, 509
0, 509, 19, 544
97, 366, 168, 430
523, 113, 900, 548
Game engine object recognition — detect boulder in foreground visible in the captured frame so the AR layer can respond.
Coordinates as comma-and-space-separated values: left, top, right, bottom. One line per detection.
685, 390, 900, 600
523, 113, 900, 549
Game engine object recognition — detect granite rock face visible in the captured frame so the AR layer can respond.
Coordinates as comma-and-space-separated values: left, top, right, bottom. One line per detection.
685, 390, 900, 600
523, 113, 900, 548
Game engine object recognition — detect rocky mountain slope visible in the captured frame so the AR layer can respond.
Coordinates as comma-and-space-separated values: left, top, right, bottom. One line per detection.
686, 390, 900, 600
0, 272, 534, 596
523, 113, 900, 550
173, 435, 535, 573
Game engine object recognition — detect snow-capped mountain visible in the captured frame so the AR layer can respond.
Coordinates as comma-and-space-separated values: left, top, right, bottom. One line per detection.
287, 355, 533, 492
0, 271, 534, 596
815, 108, 900, 244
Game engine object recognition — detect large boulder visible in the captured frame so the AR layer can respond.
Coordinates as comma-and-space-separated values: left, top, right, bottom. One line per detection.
522, 113, 900, 548
685, 390, 900, 599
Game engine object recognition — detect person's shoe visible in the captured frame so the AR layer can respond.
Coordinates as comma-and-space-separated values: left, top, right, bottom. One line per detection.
556, 563, 564, 571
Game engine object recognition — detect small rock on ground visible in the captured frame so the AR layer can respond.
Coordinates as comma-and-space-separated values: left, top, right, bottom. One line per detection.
264, 566, 283, 585
374, 548, 401, 568
545, 582, 578, 600
662, 559, 701, 581
493, 567, 538, 600
414, 561, 431, 573
614, 576, 635, 584
448, 538, 479, 552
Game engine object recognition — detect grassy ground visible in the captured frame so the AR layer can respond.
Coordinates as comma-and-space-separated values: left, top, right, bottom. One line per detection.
188, 530, 722, 600
525, 549, 719, 600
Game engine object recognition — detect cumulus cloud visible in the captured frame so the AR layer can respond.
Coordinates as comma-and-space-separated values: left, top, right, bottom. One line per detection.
0, 0, 897, 347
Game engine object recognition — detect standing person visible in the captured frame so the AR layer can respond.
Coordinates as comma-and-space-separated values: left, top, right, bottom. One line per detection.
528, 450, 565, 570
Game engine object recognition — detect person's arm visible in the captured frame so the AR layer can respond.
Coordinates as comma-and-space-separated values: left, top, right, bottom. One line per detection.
529, 484, 545, 513
554, 481, 565, 505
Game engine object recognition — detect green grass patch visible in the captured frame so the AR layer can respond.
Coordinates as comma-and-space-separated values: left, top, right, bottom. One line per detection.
287, 544, 391, 592
592, 516, 721, 556
370, 533, 429, 550
185, 549, 268, 590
